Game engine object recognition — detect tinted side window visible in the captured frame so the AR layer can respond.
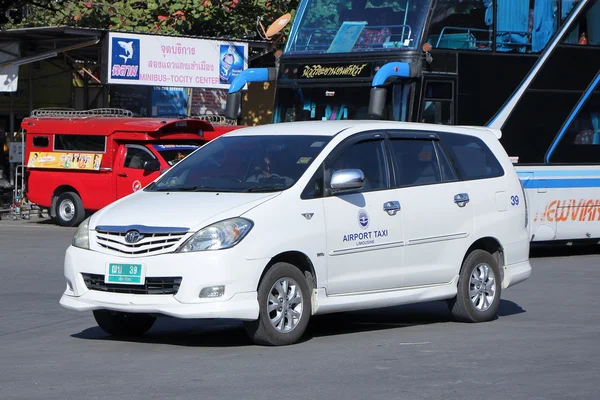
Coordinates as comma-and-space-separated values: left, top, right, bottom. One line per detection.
301, 165, 325, 200
327, 139, 388, 193
440, 133, 504, 180
434, 141, 457, 182
54, 135, 105, 152
427, 0, 493, 51
390, 139, 456, 187
124, 147, 156, 169
421, 81, 454, 125
562, 0, 599, 46
33, 136, 49, 148
549, 79, 600, 163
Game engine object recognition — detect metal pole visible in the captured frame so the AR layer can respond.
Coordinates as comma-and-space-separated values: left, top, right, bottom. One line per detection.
29, 63, 33, 114
9, 91, 14, 187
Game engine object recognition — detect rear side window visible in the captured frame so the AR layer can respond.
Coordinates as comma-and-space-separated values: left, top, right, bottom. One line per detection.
33, 136, 49, 148
440, 133, 504, 180
54, 135, 106, 152
390, 139, 457, 187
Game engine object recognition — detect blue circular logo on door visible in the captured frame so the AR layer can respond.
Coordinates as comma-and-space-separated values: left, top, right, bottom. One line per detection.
358, 209, 369, 229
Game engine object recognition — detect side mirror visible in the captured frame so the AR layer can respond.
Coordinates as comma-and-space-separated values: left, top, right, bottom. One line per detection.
330, 169, 365, 193
368, 87, 387, 119
143, 159, 161, 172
225, 92, 242, 120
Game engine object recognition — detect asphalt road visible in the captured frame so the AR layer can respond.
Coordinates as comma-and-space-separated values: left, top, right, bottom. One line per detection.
1, 218, 599, 400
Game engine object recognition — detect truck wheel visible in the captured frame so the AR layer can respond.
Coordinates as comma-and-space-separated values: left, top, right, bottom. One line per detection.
93, 310, 156, 337
243, 262, 311, 346
55, 192, 85, 227
448, 249, 502, 323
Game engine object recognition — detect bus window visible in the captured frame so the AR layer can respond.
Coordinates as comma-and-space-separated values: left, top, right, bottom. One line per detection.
32, 136, 49, 148
495, 0, 559, 53
562, 0, 581, 20
549, 79, 600, 163
275, 86, 405, 122
427, 0, 493, 51
420, 81, 454, 125
285, 0, 431, 54
562, 0, 600, 45
54, 134, 106, 152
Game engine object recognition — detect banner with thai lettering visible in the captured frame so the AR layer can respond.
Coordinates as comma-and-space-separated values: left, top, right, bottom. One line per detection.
27, 152, 103, 170
105, 32, 248, 90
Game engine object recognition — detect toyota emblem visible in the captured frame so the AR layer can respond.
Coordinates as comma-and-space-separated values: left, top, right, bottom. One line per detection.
124, 230, 144, 244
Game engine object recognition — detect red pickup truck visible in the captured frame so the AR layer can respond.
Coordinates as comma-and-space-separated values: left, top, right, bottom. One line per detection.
22, 109, 242, 226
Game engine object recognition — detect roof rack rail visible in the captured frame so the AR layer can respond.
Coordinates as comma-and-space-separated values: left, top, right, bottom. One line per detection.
30, 108, 135, 119
191, 114, 238, 125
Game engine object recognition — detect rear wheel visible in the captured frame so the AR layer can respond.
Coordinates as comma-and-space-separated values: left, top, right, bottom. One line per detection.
93, 310, 156, 337
55, 191, 85, 227
448, 249, 501, 323
244, 262, 311, 346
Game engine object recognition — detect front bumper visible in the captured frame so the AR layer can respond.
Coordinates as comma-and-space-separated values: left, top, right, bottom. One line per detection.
60, 291, 259, 320
60, 245, 265, 320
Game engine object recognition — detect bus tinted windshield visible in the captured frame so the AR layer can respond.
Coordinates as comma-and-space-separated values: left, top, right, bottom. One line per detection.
285, 0, 431, 54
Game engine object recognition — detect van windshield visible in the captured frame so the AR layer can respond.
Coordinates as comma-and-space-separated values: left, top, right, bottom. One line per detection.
147, 135, 332, 193
153, 144, 200, 166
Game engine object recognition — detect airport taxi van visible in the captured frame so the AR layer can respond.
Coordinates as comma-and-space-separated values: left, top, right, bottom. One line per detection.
22, 109, 241, 226
60, 120, 532, 346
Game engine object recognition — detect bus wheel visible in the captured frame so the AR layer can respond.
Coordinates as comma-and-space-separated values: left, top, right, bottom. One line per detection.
55, 192, 85, 227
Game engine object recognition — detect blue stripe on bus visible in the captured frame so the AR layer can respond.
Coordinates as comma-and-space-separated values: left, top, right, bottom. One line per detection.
517, 170, 600, 177
545, 71, 600, 163
520, 178, 600, 189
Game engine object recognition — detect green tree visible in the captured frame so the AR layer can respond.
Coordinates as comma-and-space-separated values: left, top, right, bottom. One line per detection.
2, 1, 298, 39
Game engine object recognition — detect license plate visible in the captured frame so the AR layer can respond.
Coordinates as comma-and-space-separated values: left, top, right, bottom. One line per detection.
105, 263, 145, 285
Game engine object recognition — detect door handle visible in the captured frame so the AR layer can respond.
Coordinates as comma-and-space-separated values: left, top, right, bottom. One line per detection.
383, 201, 401, 216
118, 173, 128, 178
454, 193, 469, 207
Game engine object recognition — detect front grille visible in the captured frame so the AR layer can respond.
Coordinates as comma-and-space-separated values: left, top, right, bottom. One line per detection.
95, 229, 187, 255
82, 273, 182, 295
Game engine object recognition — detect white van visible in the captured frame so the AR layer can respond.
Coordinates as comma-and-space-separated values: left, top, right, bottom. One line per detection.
60, 120, 531, 346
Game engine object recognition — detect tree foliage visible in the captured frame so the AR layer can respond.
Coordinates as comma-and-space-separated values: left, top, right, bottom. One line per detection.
1, 1, 298, 39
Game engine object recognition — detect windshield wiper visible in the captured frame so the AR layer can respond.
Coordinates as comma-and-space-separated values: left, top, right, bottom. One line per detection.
154, 186, 238, 192
245, 186, 284, 193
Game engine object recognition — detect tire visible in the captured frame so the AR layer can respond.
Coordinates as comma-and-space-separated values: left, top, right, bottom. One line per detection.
55, 191, 85, 227
93, 310, 156, 337
244, 262, 312, 346
448, 249, 502, 323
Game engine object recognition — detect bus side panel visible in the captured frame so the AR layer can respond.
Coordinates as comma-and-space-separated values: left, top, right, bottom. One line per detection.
76, 171, 115, 212
456, 53, 536, 127
26, 170, 114, 213
517, 166, 600, 242
26, 170, 57, 209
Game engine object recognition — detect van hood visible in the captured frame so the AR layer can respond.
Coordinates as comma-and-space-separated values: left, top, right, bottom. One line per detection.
90, 191, 279, 231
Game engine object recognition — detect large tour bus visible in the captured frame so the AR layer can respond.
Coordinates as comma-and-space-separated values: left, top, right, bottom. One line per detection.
226, 0, 600, 244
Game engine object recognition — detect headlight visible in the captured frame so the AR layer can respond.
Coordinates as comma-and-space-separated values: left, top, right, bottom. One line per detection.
72, 217, 90, 250
177, 218, 253, 253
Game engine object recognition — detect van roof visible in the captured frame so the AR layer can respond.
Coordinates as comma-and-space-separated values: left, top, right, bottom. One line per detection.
226, 120, 502, 139
20, 117, 234, 140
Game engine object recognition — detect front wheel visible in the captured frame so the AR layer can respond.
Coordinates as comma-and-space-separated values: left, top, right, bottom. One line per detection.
448, 249, 502, 323
244, 262, 312, 346
93, 310, 156, 337
55, 191, 85, 227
